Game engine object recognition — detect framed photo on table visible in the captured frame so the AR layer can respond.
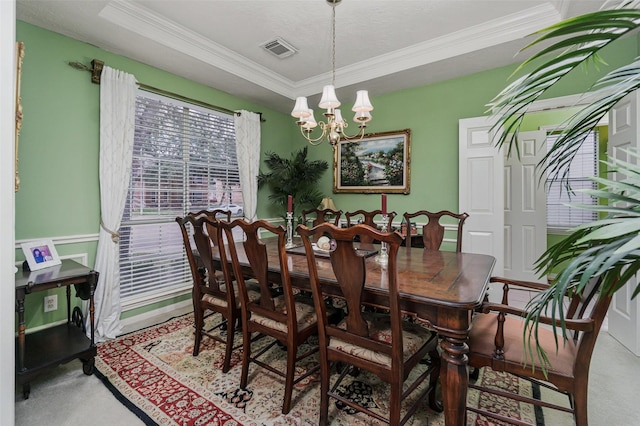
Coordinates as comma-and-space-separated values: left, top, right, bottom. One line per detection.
334, 129, 411, 194
21, 239, 61, 271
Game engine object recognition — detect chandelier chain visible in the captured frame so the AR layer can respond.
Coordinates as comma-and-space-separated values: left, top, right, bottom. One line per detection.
331, 4, 336, 87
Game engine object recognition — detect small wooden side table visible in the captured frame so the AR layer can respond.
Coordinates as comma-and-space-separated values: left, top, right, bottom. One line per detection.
15, 259, 98, 399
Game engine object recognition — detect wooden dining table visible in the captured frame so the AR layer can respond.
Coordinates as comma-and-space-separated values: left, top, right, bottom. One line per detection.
214, 238, 495, 426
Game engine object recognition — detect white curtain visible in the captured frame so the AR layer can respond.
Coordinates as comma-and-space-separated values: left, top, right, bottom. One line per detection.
90, 66, 137, 342
234, 110, 261, 221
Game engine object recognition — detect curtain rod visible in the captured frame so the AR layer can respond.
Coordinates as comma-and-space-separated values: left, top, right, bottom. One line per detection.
67, 59, 265, 122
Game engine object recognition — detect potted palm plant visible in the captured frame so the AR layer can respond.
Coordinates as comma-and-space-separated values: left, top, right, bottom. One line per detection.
257, 146, 329, 220
489, 0, 640, 365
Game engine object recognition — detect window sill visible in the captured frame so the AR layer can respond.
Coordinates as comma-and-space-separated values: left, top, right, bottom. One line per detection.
547, 227, 573, 235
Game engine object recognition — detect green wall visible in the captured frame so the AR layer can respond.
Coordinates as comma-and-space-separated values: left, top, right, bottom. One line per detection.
15, 21, 294, 328
295, 35, 637, 217
16, 20, 637, 330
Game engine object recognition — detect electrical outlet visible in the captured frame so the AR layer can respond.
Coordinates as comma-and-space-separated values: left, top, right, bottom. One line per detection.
44, 295, 58, 313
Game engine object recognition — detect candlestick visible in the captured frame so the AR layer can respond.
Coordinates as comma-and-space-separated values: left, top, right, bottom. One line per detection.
376, 214, 389, 266
287, 195, 293, 213
285, 211, 295, 248
381, 194, 387, 215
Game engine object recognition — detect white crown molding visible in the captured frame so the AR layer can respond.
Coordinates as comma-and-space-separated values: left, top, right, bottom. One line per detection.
100, 0, 294, 98
292, 3, 562, 97
101, 1, 564, 101
556, 0, 571, 19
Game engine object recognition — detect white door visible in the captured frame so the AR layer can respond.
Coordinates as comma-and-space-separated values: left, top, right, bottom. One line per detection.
503, 131, 547, 283
459, 116, 504, 276
607, 91, 640, 355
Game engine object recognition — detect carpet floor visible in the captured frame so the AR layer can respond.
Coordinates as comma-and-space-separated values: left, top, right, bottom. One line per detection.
95, 313, 541, 426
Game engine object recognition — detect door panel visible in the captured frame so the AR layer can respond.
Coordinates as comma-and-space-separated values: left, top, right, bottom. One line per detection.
459, 116, 503, 276
503, 130, 547, 282
608, 92, 640, 355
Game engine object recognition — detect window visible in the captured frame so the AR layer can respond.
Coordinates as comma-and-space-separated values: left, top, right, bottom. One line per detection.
119, 91, 242, 305
546, 130, 599, 230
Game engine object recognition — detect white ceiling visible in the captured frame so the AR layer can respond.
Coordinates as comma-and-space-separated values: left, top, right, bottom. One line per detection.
16, 0, 608, 114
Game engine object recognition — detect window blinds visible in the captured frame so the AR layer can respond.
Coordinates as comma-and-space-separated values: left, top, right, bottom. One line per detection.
546, 130, 599, 229
119, 91, 241, 303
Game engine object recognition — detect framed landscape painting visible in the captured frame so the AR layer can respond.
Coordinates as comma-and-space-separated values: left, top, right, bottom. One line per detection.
334, 129, 411, 194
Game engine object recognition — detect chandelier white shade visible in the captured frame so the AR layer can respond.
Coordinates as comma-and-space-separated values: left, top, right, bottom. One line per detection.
291, 0, 373, 147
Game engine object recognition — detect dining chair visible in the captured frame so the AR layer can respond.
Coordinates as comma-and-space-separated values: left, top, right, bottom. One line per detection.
301, 207, 342, 227
466, 276, 612, 426
219, 219, 320, 414
297, 222, 441, 425
402, 210, 469, 251
175, 210, 259, 373
344, 209, 396, 243
176, 211, 238, 372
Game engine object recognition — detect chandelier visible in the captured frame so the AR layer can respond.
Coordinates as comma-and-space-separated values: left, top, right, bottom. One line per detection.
290, 0, 373, 147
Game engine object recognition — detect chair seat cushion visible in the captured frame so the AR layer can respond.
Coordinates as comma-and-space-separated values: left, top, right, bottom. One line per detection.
202, 280, 260, 309
468, 312, 577, 377
251, 295, 317, 333
330, 313, 435, 365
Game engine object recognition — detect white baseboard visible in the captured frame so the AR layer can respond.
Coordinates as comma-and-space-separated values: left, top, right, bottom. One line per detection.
21, 299, 192, 336
120, 299, 192, 330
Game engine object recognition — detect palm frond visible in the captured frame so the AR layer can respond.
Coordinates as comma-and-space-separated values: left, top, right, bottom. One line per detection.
488, 8, 640, 186
524, 150, 640, 368
541, 58, 640, 184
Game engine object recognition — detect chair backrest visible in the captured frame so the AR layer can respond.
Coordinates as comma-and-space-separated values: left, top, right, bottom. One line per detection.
219, 219, 299, 331
569, 278, 612, 380
301, 207, 342, 227
403, 210, 469, 251
186, 209, 232, 225
345, 210, 396, 243
297, 223, 405, 366
176, 212, 236, 306
199, 208, 232, 222
565, 277, 609, 344
176, 212, 221, 290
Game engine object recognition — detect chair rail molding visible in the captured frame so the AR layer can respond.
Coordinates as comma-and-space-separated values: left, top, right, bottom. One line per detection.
15, 233, 100, 249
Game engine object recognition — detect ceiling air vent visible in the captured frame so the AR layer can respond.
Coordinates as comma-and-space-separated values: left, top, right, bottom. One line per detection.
261, 38, 297, 59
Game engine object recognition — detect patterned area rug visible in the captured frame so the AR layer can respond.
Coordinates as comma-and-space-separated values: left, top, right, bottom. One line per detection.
95, 313, 542, 425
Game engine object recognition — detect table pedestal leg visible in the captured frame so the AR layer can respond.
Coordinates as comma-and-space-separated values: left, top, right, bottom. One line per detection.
440, 335, 469, 426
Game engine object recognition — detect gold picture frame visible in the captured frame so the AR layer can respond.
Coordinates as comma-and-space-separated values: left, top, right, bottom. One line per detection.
333, 129, 411, 194
15, 41, 25, 192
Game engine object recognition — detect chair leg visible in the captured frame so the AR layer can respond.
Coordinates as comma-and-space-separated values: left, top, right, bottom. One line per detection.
193, 306, 204, 356
469, 367, 480, 381
389, 380, 401, 426
573, 387, 589, 426
319, 361, 330, 425
240, 325, 251, 389
282, 341, 296, 414
222, 313, 235, 373
428, 348, 443, 412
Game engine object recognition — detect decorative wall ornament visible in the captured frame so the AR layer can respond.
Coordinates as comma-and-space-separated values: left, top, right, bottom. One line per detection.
15, 41, 24, 192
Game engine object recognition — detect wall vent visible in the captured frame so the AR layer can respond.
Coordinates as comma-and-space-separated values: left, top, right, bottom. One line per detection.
261, 38, 297, 58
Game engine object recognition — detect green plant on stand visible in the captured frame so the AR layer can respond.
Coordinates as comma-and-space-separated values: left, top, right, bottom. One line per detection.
258, 147, 329, 222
